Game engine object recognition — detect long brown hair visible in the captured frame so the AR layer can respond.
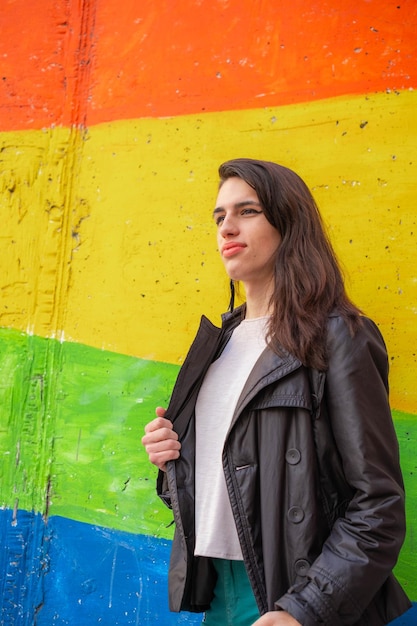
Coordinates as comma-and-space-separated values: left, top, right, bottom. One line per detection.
218, 158, 362, 370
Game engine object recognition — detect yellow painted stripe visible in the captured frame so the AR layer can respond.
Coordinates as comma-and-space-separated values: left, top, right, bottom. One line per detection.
1, 90, 416, 412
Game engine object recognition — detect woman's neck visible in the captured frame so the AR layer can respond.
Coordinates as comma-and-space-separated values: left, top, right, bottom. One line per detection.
244, 283, 273, 319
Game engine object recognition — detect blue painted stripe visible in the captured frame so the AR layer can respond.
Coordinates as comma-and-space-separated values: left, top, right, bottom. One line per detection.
39, 515, 202, 625
391, 605, 417, 626
0, 509, 415, 625
0, 509, 201, 625
0, 508, 47, 624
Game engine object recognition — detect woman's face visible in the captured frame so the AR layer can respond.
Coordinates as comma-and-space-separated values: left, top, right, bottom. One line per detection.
213, 177, 281, 291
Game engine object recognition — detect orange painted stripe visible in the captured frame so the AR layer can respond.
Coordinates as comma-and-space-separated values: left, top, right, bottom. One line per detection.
0, 0, 95, 131
1, 0, 416, 131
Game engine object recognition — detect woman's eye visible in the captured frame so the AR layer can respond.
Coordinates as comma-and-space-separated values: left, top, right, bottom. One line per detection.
241, 208, 262, 216
214, 208, 262, 226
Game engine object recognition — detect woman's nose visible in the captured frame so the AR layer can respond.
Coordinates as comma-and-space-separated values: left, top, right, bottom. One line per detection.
219, 213, 238, 236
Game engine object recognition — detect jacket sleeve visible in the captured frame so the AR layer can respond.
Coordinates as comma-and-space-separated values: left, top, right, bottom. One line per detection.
276, 315, 407, 625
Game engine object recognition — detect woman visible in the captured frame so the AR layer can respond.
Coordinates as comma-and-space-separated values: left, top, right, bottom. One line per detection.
142, 159, 410, 625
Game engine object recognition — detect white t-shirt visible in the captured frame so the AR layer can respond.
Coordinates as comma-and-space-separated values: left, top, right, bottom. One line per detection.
194, 316, 268, 560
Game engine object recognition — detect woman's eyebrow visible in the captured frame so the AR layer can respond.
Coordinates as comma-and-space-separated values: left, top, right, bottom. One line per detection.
212, 200, 262, 218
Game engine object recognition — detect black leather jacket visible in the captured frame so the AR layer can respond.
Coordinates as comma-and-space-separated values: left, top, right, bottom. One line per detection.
157, 307, 411, 625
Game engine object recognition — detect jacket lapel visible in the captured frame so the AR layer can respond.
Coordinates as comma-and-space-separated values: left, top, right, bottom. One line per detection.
230, 347, 305, 431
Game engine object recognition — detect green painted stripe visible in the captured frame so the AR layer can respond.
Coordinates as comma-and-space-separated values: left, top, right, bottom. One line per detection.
51, 335, 178, 537
391, 410, 417, 595
0, 328, 59, 515
0, 328, 177, 538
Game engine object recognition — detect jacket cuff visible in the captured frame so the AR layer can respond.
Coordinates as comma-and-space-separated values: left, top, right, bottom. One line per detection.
276, 582, 344, 626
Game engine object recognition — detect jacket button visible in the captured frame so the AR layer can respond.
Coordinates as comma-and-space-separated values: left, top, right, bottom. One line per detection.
285, 448, 301, 465
295, 559, 310, 576
287, 506, 305, 523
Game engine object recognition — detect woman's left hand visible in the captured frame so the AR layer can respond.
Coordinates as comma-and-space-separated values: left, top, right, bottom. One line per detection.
252, 610, 301, 625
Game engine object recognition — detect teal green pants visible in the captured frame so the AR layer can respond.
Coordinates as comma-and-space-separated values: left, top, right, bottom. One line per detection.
203, 559, 260, 626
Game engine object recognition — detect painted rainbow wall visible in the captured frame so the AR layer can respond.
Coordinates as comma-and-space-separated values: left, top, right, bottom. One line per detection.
0, 1, 416, 623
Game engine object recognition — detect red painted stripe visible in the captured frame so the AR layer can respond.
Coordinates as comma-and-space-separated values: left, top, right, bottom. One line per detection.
0, 0, 415, 130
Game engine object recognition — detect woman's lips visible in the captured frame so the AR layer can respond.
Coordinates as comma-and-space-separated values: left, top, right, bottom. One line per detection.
222, 242, 246, 257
